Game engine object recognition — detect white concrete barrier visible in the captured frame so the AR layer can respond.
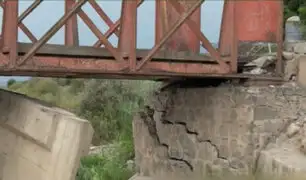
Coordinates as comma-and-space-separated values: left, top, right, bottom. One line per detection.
0, 90, 93, 180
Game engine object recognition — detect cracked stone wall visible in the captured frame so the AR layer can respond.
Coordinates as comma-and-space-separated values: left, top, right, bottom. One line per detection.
132, 82, 306, 180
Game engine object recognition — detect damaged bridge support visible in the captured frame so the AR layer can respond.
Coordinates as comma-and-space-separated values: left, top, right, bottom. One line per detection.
132, 80, 306, 180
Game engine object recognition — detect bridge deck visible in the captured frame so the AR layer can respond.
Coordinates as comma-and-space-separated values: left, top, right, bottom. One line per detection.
0, 43, 283, 82
17, 43, 220, 63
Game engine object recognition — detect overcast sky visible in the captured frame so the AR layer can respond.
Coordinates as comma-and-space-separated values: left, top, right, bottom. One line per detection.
0, 0, 224, 84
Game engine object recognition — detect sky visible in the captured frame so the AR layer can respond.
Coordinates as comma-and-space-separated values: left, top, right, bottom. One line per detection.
0, 0, 224, 84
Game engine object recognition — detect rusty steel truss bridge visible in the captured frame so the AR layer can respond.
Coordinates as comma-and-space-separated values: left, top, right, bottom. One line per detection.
0, 0, 284, 81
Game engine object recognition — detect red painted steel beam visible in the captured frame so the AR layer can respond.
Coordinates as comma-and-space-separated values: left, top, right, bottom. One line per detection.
118, 0, 137, 71
92, 0, 144, 48
155, 0, 200, 53
169, 0, 230, 72
219, 0, 238, 73
1, 0, 18, 67
65, 0, 79, 46
219, 0, 283, 74
17, 0, 87, 66
88, 0, 120, 37
77, 9, 124, 62
137, 0, 206, 71
0, 1, 38, 43
18, 0, 42, 24
0, 0, 284, 79
15, 56, 227, 76
235, 1, 282, 42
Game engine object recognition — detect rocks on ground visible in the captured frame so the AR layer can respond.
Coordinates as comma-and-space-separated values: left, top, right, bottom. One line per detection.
241, 42, 306, 81
88, 144, 136, 171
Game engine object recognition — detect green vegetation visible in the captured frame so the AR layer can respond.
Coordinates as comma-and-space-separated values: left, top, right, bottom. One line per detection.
7, 77, 158, 180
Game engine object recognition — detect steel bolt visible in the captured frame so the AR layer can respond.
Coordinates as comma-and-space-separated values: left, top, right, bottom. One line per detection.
2, 46, 10, 54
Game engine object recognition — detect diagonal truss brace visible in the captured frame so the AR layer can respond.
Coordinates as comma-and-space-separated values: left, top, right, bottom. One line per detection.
92, 0, 144, 48
0, 0, 38, 42
169, 0, 229, 71
17, 0, 88, 66
136, 0, 205, 70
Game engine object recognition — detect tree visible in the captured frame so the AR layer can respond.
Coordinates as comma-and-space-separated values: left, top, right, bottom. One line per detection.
7, 79, 16, 87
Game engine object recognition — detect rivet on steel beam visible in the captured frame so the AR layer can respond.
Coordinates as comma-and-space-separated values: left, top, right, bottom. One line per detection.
2, 46, 10, 54
122, 52, 129, 59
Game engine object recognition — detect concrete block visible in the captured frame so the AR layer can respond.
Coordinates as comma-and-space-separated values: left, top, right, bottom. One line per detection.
129, 174, 153, 180
284, 57, 298, 81
297, 55, 306, 87
294, 42, 306, 54
283, 51, 295, 60
256, 146, 306, 178
0, 90, 94, 180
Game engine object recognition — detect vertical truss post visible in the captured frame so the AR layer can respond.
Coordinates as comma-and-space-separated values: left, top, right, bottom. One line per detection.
276, 0, 284, 77
155, 0, 201, 53
65, 0, 79, 46
219, 0, 238, 73
155, 0, 167, 51
118, 0, 137, 71
231, 1, 238, 73
1, 0, 18, 67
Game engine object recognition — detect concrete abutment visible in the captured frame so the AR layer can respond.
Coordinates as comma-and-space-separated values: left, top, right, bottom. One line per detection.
0, 89, 94, 180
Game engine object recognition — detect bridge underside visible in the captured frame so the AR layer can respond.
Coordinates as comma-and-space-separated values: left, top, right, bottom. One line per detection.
0, 0, 284, 81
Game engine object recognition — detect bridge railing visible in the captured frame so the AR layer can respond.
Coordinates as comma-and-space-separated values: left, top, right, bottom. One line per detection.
0, 0, 284, 80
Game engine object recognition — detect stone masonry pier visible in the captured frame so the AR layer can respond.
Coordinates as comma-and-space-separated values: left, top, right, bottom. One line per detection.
132, 81, 306, 180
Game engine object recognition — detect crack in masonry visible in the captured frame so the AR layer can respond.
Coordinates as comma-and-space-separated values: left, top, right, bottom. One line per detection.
161, 119, 197, 135
162, 119, 237, 170
139, 106, 194, 171
155, 83, 306, 175
159, 143, 194, 171
158, 88, 238, 170
155, 92, 238, 170
248, 118, 257, 173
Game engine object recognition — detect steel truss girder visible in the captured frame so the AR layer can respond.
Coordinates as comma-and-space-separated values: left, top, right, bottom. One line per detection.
0, 0, 284, 80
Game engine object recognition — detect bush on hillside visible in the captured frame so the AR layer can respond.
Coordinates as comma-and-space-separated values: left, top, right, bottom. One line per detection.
76, 141, 134, 180
77, 80, 146, 145
7, 79, 16, 87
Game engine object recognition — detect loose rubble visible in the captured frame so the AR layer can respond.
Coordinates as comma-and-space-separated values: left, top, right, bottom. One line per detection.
242, 41, 306, 80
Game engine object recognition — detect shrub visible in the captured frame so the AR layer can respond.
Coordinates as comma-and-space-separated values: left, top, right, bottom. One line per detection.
7, 79, 16, 87
76, 142, 134, 180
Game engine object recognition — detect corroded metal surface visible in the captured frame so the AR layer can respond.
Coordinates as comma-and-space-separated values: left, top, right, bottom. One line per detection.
0, 0, 284, 80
